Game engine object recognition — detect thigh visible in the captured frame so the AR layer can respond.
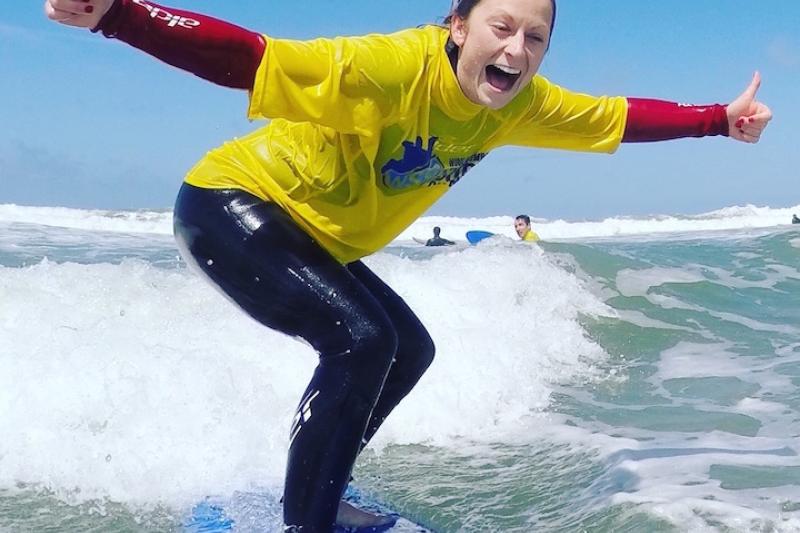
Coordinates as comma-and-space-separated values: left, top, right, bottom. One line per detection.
173, 184, 391, 357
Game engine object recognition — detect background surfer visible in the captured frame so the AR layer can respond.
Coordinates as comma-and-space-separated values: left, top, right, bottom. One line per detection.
426, 226, 456, 246
514, 214, 540, 242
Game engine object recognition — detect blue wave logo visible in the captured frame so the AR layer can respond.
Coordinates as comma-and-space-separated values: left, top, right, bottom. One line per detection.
381, 137, 445, 190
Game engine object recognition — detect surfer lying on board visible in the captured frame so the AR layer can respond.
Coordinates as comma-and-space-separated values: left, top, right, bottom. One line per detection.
426, 226, 456, 247
45, 0, 772, 530
514, 214, 540, 242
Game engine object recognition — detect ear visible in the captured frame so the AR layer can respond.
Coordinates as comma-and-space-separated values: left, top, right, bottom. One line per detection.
450, 16, 467, 47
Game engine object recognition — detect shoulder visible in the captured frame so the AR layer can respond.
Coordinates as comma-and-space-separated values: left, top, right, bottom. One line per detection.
263, 26, 441, 58
527, 74, 563, 106
524, 230, 540, 242
334, 26, 446, 56
264, 27, 443, 89
338, 26, 445, 79
383, 25, 448, 51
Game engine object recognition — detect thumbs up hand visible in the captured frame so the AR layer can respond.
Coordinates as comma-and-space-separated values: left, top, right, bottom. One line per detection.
727, 72, 772, 144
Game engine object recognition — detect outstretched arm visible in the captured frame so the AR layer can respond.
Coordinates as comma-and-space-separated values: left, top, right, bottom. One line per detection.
44, 0, 265, 89
623, 72, 772, 144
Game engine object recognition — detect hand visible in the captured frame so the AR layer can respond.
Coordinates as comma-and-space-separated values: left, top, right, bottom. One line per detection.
726, 71, 772, 144
44, 0, 115, 29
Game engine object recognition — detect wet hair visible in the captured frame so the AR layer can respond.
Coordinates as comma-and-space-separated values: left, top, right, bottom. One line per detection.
433, 226, 442, 236
515, 215, 531, 225
445, 0, 557, 41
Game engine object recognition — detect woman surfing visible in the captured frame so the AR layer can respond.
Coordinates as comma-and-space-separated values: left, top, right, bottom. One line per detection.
45, 0, 771, 530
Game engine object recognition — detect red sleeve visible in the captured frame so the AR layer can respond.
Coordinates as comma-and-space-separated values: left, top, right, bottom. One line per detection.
92, 0, 265, 90
622, 98, 730, 143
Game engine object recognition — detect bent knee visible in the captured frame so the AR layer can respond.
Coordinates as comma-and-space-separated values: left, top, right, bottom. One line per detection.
352, 324, 399, 372
322, 320, 398, 384
396, 325, 435, 379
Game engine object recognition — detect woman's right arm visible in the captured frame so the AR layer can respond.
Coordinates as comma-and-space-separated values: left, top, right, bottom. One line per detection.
44, 0, 265, 89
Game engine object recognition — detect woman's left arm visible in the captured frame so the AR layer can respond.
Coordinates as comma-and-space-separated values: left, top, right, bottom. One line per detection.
624, 72, 772, 144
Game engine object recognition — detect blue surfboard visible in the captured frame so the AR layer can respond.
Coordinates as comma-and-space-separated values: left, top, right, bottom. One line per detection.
465, 230, 494, 244
184, 486, 431, 533
184, 501, 234, 532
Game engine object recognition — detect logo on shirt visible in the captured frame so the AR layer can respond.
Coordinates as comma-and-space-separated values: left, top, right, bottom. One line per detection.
132, 0, 200, 29
381, 137, 445, 190
432, 152, 487, 187
381, 137, 488, 191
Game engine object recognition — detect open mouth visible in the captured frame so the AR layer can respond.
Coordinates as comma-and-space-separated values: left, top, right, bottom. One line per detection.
485, 64, 521, 92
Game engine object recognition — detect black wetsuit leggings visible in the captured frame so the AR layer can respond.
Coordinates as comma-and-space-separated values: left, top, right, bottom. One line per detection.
173, 183, 435, 532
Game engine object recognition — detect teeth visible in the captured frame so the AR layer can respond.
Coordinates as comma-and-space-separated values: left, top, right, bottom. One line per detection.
493, 64, 521, 75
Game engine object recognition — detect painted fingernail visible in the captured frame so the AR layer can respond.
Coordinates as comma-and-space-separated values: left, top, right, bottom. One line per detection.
748, 117, 754, 123
85, 5, 93, 12
739, 129, 745, 134
735, 119, 743, 128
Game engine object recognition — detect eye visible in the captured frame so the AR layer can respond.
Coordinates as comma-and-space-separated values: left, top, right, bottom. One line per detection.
525, 33, 545, 44
492, 23, 511, 34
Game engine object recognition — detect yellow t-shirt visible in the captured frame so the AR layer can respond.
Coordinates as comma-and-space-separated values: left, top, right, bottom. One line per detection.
185, 25, 627, 264
522, 229, 540, 242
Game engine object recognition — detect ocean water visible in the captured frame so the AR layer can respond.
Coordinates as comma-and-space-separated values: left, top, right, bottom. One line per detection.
1, 203, 800, 532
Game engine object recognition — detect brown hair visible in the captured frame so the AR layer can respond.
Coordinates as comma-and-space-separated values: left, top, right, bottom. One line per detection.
445, 0, 557, 41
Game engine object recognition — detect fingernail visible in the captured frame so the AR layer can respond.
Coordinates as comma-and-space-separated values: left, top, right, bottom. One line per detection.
739, 129, 745, 134
748, 117, 754, 123
735, 119, 743, 128
85, 5, 93, 12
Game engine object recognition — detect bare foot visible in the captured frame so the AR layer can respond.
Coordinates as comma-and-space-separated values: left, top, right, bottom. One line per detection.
336, 500, 396, 529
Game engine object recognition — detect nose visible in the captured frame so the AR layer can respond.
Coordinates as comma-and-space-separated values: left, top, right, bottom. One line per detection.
504, 31, 526, 57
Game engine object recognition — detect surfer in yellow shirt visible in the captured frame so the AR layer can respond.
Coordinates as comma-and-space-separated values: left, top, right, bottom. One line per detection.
46, 0, 772, 530
514, 214, 540, 242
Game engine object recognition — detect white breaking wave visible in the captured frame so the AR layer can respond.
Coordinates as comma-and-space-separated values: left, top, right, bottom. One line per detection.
1, 202, 799, 241
0, 204, 173, 234
0, 244, 609, 506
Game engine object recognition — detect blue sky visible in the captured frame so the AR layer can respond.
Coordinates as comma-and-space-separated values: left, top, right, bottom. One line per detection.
1, 1, 798, 219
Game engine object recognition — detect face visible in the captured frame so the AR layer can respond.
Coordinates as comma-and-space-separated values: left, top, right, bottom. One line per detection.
450, 0, 552, 109
514, 218, 530, 238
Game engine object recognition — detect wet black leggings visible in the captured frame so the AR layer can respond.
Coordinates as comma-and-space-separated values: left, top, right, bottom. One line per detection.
173, 183, 434, 532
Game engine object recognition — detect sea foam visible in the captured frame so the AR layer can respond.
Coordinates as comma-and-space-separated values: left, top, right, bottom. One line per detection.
0, 242, 608, 506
